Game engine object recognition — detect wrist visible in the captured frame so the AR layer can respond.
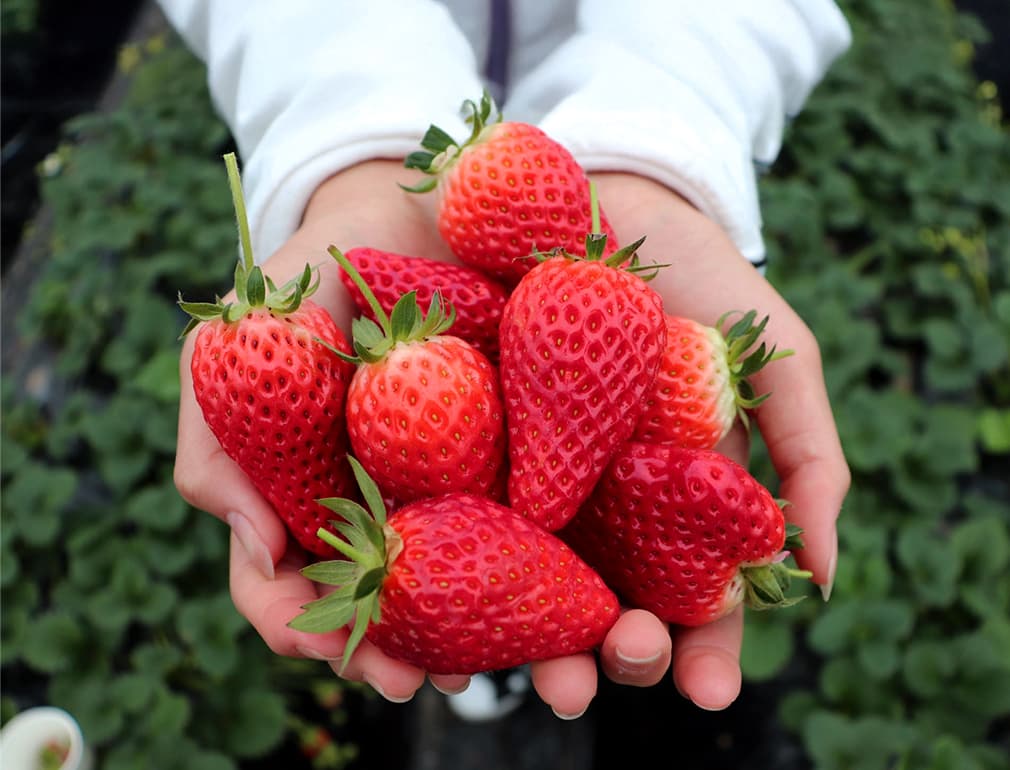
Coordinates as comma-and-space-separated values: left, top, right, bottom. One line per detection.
303, 159, 406, 224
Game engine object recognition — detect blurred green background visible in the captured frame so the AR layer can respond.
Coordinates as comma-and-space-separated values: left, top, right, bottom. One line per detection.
2, 0, 1008, 768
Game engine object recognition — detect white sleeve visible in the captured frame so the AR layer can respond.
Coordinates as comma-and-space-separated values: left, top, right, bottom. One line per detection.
155, 0, 485, 261
505, 0, 852, 265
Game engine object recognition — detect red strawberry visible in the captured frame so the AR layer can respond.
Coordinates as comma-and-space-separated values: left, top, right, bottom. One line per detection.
633, 311, 793, 448
330, 247, 506, 506
498, 233, 666, 531
402, 91, 619, 286
289, 459, 620, 675
560, 442, 811, 627
180, 154, 355, 557
338, 246, 508, 361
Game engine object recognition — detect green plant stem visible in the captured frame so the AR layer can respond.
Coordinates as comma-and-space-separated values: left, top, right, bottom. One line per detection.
328, 246, 390, 329
224, 152, 255, 272
589, 180, 601, 235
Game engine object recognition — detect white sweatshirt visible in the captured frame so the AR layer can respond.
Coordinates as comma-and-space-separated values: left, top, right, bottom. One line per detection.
155, 0, 851, 266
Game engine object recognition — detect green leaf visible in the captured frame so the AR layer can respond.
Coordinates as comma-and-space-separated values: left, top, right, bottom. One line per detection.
857, 638, 901, 680
903, 640, 956, 698
896, 526, 961, 608
219, 690, 288, 758
142, 687, 192, 738
131, 349, 183, 403
802, 711, 918, 770
176, 595, 247, 676
130, 642, 184, 675
976, 408, 1010, 453
21, 611, 86, 673
808, 601, 859, 655
741, 614, 795, 681
2, 461, 77, 547
836, 387, 917, 472
111, 672, 158, 713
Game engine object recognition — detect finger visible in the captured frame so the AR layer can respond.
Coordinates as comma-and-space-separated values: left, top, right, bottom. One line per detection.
334, 646, 427, 704
530, 653, 599, 720
714, 421, 749, 466
429, 674, 472, 695
599, 609, 672, 687
750, 334, 849, 596
230, 533, 427, 701
671, 606, 744, 711
228, 532, 346, 661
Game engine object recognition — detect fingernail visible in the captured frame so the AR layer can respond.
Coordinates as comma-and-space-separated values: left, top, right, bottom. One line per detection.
551, 705, 588, 721
296, 646, 343, 662
431, 680, 470, 696
227, 511, 275, 580
364, 675, 415, 704
615, 648, 663, 677
820, 532, 838, 602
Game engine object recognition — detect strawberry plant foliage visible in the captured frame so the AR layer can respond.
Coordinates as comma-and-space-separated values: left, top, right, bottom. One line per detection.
748, 0, 1010, 766
1, 38, 356, 768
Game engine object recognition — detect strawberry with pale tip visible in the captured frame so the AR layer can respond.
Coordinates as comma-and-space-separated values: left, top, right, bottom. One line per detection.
633, 311, 793, 449
560, 441, 812, 627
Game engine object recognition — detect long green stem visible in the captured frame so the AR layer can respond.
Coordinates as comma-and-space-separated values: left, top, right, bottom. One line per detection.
328, 246, 391, 329
589, 180, 601, 235
225, 152, 255, 272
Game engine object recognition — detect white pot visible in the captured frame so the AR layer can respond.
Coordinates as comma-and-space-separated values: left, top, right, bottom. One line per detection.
0, 707, 92, 770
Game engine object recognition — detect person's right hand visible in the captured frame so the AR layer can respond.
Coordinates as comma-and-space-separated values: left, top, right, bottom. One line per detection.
175, 159, 463, 700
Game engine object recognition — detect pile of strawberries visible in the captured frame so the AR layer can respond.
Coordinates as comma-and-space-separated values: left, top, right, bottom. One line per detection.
180, 94, 809, 677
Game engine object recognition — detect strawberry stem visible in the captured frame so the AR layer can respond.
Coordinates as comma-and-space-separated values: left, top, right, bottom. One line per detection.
329, 246, 390, 330
177, 155, 319, 336
224, 152, 255, 273
590, 180, 601, 235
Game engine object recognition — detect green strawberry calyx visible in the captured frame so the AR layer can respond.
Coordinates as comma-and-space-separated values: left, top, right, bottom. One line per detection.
177, 152, 319, 337
740, 523, 813, 611
400, 90, 502, 193
288, 457, 402, 673
327, 246, 455, 364
714, 310, 795, 430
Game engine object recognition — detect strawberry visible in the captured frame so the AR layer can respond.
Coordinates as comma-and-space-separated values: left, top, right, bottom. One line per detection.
338, 246, 508, 361
633, 311, 793, 448
289, 458, 620, 675
180, 154, 355, 557
329, 247, 506, 507
402, 91, 619, 286
560, 442, 811, 627
498, 229, 666, 531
